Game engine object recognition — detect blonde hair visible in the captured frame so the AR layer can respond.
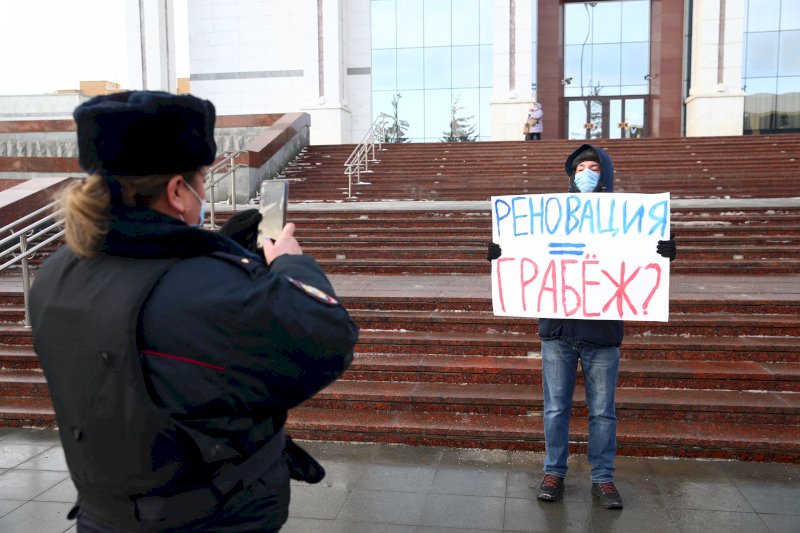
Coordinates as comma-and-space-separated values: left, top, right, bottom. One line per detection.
60, 171, 197, 258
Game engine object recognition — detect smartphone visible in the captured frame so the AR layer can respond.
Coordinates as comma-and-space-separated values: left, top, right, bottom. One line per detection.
256, 180, 288, 248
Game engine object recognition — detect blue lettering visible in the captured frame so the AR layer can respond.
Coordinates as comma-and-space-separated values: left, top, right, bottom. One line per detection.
579, 199, 595, 234
511, 196, 529, 236
529, 195, 545, 235
565, 195, 581, 235
545, 197, 562, 235
597, 197, 619, 236
648, 200, 669, 237
623, 201, 644, 234
494, 199, 511, 237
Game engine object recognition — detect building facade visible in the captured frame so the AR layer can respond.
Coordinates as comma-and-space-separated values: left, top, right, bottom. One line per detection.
148, 0, 798, 144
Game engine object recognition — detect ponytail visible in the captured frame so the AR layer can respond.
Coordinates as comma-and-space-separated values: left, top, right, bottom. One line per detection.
60, 174, 110, 258
59, 170, 200, 258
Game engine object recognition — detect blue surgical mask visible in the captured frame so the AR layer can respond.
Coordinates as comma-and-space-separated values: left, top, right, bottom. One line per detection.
184, 181, 207, 228
574, 168, 600, 192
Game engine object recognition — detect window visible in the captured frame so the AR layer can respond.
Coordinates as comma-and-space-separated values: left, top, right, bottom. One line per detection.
371, 0, 493, 141
743, 0, 800, 133
563, 0, 650, 98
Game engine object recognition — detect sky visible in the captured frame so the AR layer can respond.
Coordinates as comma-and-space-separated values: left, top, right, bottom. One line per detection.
0, 0, 188, 95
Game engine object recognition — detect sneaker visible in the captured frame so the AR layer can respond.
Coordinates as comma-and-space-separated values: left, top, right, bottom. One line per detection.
537, 474, 564, 502
591, 481, 623, 509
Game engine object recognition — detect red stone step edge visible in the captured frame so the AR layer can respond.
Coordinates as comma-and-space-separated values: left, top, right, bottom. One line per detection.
287, 407, 800, 462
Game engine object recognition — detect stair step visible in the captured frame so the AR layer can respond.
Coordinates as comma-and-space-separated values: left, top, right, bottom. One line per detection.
349, 310, 800, 337
343, 295, 800, 315
316, 258, 800, 275
308, 381, 800, 424
0, 397, 55, 427
0, 345, 39, 368
0, 369, 48, 396
286, 407, 800, 462
355, 330, 800, 361
345, 353, 800, 391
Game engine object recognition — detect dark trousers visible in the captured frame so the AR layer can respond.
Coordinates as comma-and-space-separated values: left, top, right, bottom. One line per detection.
526, 133, 541, 140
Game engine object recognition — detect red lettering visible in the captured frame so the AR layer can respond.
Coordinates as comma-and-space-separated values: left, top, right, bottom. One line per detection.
520, 258, 538, 312
538, 260, 558, 313
641, 263, 662, 315
496, 257, 516, 312
601, 262, 641, 317
560, 259, 581, 316
582, 257, 601, 317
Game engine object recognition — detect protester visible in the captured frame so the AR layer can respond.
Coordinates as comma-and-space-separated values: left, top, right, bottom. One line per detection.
524, 102, 543, 140
29, 90, 358, 532
487, 144, 676, 509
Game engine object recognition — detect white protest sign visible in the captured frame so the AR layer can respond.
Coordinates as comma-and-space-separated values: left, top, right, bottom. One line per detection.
491, 192, 671, 322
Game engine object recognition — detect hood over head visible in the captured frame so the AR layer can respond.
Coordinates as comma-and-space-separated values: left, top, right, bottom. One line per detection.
564, 143, 614, 192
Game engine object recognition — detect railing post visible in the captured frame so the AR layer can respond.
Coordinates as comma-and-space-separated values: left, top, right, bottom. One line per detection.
230, 154, 237, 211
209, 180, 217, 228
343, 112, 390, 197
20, 233, 31, 327
347, 169, 353, 199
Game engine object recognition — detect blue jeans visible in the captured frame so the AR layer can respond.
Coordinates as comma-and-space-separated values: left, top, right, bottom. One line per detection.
541, 338, 620, 482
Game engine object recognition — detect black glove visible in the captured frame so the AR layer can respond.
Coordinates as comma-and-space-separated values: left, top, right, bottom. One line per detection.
219, 209, 262, 253
657, 233, 677, 261
487, 241, 502, 261
283, 436, 325, 484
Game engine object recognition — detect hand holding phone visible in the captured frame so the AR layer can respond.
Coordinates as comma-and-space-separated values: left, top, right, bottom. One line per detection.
262, 222, 302, 265
256, 180, 289, 248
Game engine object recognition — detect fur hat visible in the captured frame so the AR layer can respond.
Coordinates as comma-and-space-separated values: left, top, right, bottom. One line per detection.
570, 147, 600, 174
74, 90, 217, 177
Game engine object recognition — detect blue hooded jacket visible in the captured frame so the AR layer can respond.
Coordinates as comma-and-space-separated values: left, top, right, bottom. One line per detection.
538, 144, 624, 346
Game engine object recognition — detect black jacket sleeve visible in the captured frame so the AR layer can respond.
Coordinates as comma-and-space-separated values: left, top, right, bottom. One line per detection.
139, 253, 358, 415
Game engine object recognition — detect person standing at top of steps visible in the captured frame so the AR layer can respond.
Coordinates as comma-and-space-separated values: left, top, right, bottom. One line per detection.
524, 102, 543, 140
486, 144, 677, 509
28, 90, 358, 532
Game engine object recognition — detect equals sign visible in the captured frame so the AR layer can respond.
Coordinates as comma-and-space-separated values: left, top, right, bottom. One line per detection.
548, 243, 586, 256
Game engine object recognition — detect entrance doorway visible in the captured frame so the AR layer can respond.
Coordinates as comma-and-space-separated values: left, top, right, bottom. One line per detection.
562, 1, 651, 140
565, 96, 648, 140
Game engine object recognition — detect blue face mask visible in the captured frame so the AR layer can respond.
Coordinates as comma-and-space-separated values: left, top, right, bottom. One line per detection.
574, 168, 600, 192
184, 181, 207, 228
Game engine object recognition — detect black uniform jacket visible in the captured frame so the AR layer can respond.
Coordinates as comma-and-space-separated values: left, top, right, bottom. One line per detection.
538, 144, 624, 347
30, 206, 358, 532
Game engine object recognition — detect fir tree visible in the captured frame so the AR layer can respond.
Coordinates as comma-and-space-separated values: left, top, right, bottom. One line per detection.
441, 97, 477, 142
383, 93, 410, 143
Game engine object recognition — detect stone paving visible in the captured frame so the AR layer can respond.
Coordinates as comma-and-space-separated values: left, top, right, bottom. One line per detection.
0, 427, 799, 532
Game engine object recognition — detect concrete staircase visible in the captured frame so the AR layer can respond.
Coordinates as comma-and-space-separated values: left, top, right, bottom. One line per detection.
280, 135, 800, 201
292, 207, 800, 275
0, 135, 798, 462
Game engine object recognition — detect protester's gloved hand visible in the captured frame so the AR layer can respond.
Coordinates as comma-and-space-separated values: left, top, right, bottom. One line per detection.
219, 208, 262, 253
657, 233, 677, 261
487, 241, 502, 261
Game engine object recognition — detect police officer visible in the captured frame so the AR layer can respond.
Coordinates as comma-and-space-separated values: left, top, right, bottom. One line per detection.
29, 90, 358, 532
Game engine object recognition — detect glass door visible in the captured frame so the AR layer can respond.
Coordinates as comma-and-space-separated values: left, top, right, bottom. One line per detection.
563, 1, 651, 140
566, 96, 647, 139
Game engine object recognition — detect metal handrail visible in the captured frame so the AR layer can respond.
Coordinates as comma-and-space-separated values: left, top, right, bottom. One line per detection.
344, 113, 390, 198
206, 163, 248, 227
207, 150, 244, 175
0, 150, 248, 326
203, 150, 246, 228
0, 200, 65, 327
